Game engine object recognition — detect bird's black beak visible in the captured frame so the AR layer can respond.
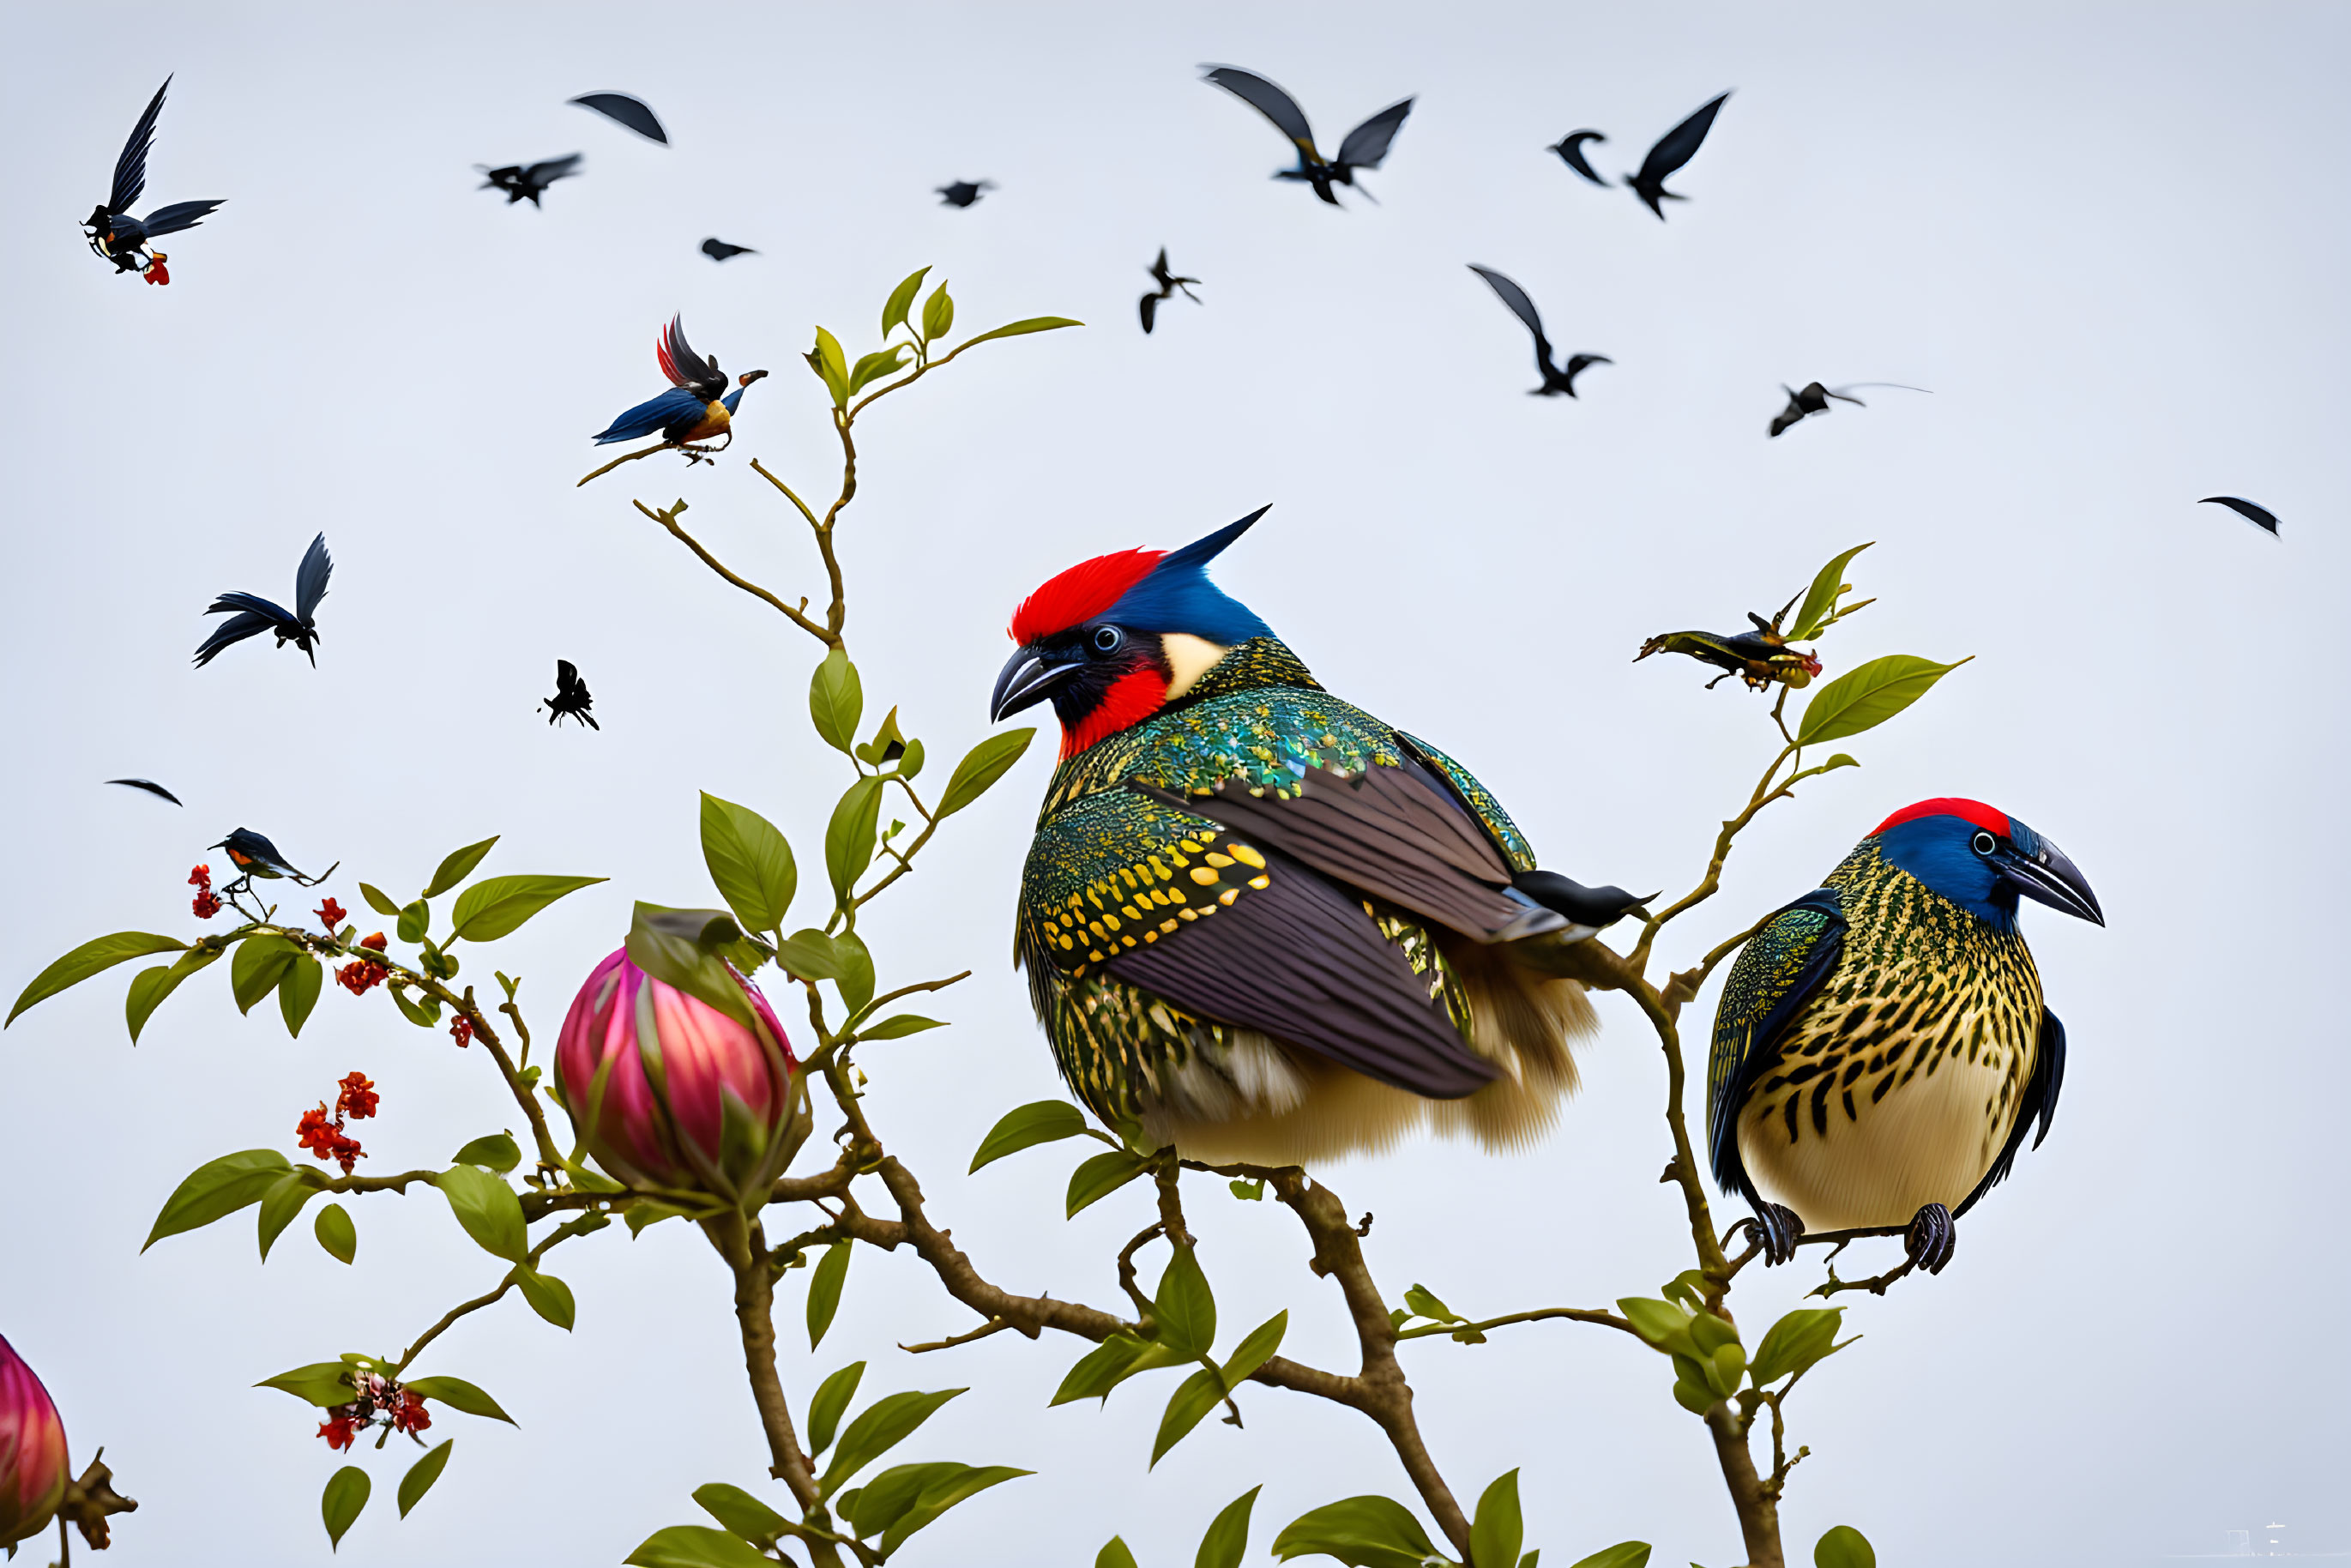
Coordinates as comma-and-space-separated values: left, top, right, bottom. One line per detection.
991, 643, 1079, 722
1992, 836, 2104, 926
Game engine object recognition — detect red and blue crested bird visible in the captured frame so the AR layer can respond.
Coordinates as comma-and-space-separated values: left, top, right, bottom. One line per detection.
992, 510, 1649, 1167
592, 317, 768, 455
1708, 798, 2103, 1275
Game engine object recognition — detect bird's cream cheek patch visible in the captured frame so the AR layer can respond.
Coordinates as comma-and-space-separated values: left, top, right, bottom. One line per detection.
1161, 634, 1231, 700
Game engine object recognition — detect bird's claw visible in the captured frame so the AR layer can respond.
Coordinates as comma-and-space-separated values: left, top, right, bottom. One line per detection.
1904, 1203, 1956, 1276
1748, 1203, 1805, 1266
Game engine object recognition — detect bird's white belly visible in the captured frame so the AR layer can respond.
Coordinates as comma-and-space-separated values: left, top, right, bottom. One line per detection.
1739, 1049, 2017, 1232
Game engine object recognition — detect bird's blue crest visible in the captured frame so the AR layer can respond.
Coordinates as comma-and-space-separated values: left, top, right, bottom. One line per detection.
1103, 506, 1275, 645
1878, 811, 2041, 932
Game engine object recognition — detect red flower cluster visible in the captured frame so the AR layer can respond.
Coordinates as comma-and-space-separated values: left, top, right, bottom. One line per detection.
189, 864, 222, 921
335, 1071, 378, 1120
391, 1390, 431, 1435
449, 1014, 473, 1049
296, 1106, 365, 1174
336, 932, 389, 997
315, 897, 347, 932
316, 1372, 430, 1450
316, 1411, 359, 1450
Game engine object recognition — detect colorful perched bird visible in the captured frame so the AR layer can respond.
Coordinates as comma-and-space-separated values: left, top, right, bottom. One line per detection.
211, 828, 336, 898
700, 237, 757, 261
2199, 496, 2280, 536
1624, 92, 1730, 219
194, 534, 332, 668
1468, 266, 1612, 397
83, 76, 223, 284
936, 179, 994, 208
106, 778, 183, 805
993, 510, 1648, 1167
476, 154, 582, 207
1768, 382, 1927, 438
570, 92, 667, 144
591, 317, 768, 455
1549, 130, 1610, 186
1708, 799, 2103, 1274
540, 660, 599, 728
1201, 66, 1414, 207
1139, 249, 1202, 333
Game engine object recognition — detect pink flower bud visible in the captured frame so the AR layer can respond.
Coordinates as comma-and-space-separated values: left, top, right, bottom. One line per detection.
0, 1334, 69, 1548
552, 948, 797, 1204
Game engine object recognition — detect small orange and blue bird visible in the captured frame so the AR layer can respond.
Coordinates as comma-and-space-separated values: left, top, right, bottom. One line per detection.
1708, 798, 2103, 1276
591, 317, 767, 459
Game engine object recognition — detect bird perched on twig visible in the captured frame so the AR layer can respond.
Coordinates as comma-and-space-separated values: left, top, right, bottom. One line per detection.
570, 92, 666, 144
1768, 381, 1929, 438
1468, 266, 1611, 397
540, 660, 599, 728
1624, 92, 1729, 219
936, 179, 993, 208
1637, 598, 1822, 691
590, 317, 767, 461
194, 534, 332, 668
1202, 66, 1413, 207
992, 509, 1649, 1167
82, 76, 223, 284
700, 237, 756, 262
1139, 249, 1202, 334
1548, 130, 1610, 186
1709, 799, 2102, 1277
212, 828, 337, 900
476, 155, 581, 207
2199, 496, 2279, 537
106, 779, 183, 805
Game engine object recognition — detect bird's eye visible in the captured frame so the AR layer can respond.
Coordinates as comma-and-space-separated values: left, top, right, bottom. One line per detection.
1971, 831, 1997, 856
1090, 625, 1125, 654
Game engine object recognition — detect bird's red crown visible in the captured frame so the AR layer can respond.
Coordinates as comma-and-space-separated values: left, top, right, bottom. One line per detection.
1009, 548, 1165, 645
1869, 797, 2010, 839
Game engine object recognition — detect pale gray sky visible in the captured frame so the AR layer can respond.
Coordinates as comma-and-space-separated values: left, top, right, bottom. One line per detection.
2, 3, 2345, 1565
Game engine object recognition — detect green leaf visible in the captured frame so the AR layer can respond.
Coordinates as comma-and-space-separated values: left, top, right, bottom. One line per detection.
969, 1100, 1090, 1173
693, 1481, 787, 1545
920, 283, 955, 341
895, 737, 925, 780
1788, 543, 1873, 640
1616, 1297, 1697, 1356
391, 985, 443, 1028
1099, 1538, 1142, 1568
515, 1266, 576, 1330
831, 929, 874, 1014
845, 1461, 959, 1539
359, 884, 401, 918
882, 266, 931, 338
628, 903, 761, 1031
401, 1374, 516, 1425
230, 932, 301, 1015
1565, 1546, 1651, 1568
1518, 1554, 1540, 1568
624, 1524, 778, 1568
1067, 1148, 1150, 1218
1472, 1470, 1523, 1568
1404, 1284, 1462, 1324
699, 793, 797, 933
322, 1465, 370, 1550
425, 835, 500, 897
819, 1388, 966, 1498
1796, 654, 1972, 748
1749, 1306, 1847, 1387
452, 1133, 521, 1173
936, 728, 1036, 817
807, 1241, 852, 1349
1812, 1526, 1874, 1568
825, 777, 884, 901
1155, 1245, 1216, 1359
877, 1462, 1030, 1554
1151, 1366, 1227, 1467
814, 325, 849, 378
809, 649, 864, 754
858, 1013, 944, 1040
1271, 1495, 1440, 1568
806, 1361, 865, 1457
1049, 1333, 1170, 1406
257, 1173, 323, 1260
1222, 1310, 1287, 1390
279, 953, 323, 1037
438, 1164, 527, 1263
1197, 1486, 1263, 1568
1823, 753, 1859, 772
957, 316, 1084, 350
145, 1149, 294, 1251
314, 1203, 357, 1264
847, 346, 911, 395
397, 899, 431, 944
774, 926, 846, 981
1229, 1179, 1264, 1201
258, 1361, 357, 1408
125, 944, 224, 1042
449, 874, 606, 943
7, 930, 187, 1026
625, 1201, 688, 1236
398, 1438, 454, 1518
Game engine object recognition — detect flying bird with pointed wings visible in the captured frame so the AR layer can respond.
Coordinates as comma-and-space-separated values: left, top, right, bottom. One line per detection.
589, 316, 768, 460
2199, 496, 2279, 536
1468, 266, 1611, 397
700, 238, 756, 261
83, 76, 223, 284
1769, 381, 1929, 438
477, 154, 581, 207
937, 179, 993, 208
106, 779, 183, 806
1202, 66, 1413, 207
194, 534, 332, 668
570, 92, 666, 144
1548, 130, 1610, 186
1624, 92, 1730, 219
1140, 249, 1202, 334
540, 660, 600, 728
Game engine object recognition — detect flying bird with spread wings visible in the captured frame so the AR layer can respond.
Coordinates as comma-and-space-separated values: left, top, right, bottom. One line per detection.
1769, 381, 1930, 438
83, 76, 223, 284
2199, 496, 2280, 537
1548, 130, 1610, 186
1468, 266, 1611, 397
1202, 66, 1414, 207
937, 179, 994, 208
570, 93, 667, 144
1139, 249, 1202, 333
1624, 92, 1730, 219
540, 660, 600, 728
477, 154, 582, 207
701, 238, 756, 261
194, 534, 333, 668
106, 779, 184, 806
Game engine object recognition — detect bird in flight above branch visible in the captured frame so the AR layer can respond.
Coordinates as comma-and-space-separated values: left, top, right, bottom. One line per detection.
476, 154, 581, 207
1202, 66, 1414, 207
194, 534, 332, 668
83, 76, 223, 284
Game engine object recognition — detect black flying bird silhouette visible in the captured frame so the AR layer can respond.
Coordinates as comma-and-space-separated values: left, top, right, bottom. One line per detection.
476, 155, 582, 207
2199, 496, 2280, 536
1139, 249, 1202, 333
540, 660, 600, 728
700, 238, 756, 261
1548, 130, 1609, 186
1625, 92, 1730, 219
195, 534, 332, 668
106, 779, 183, 805
83, 76, 223, 280
1468, 266, 1611, 397
1768, 382, 1928, 438
937, 179, 993, 208
570, 93, 667, 143
1202, 66, 1413, 206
